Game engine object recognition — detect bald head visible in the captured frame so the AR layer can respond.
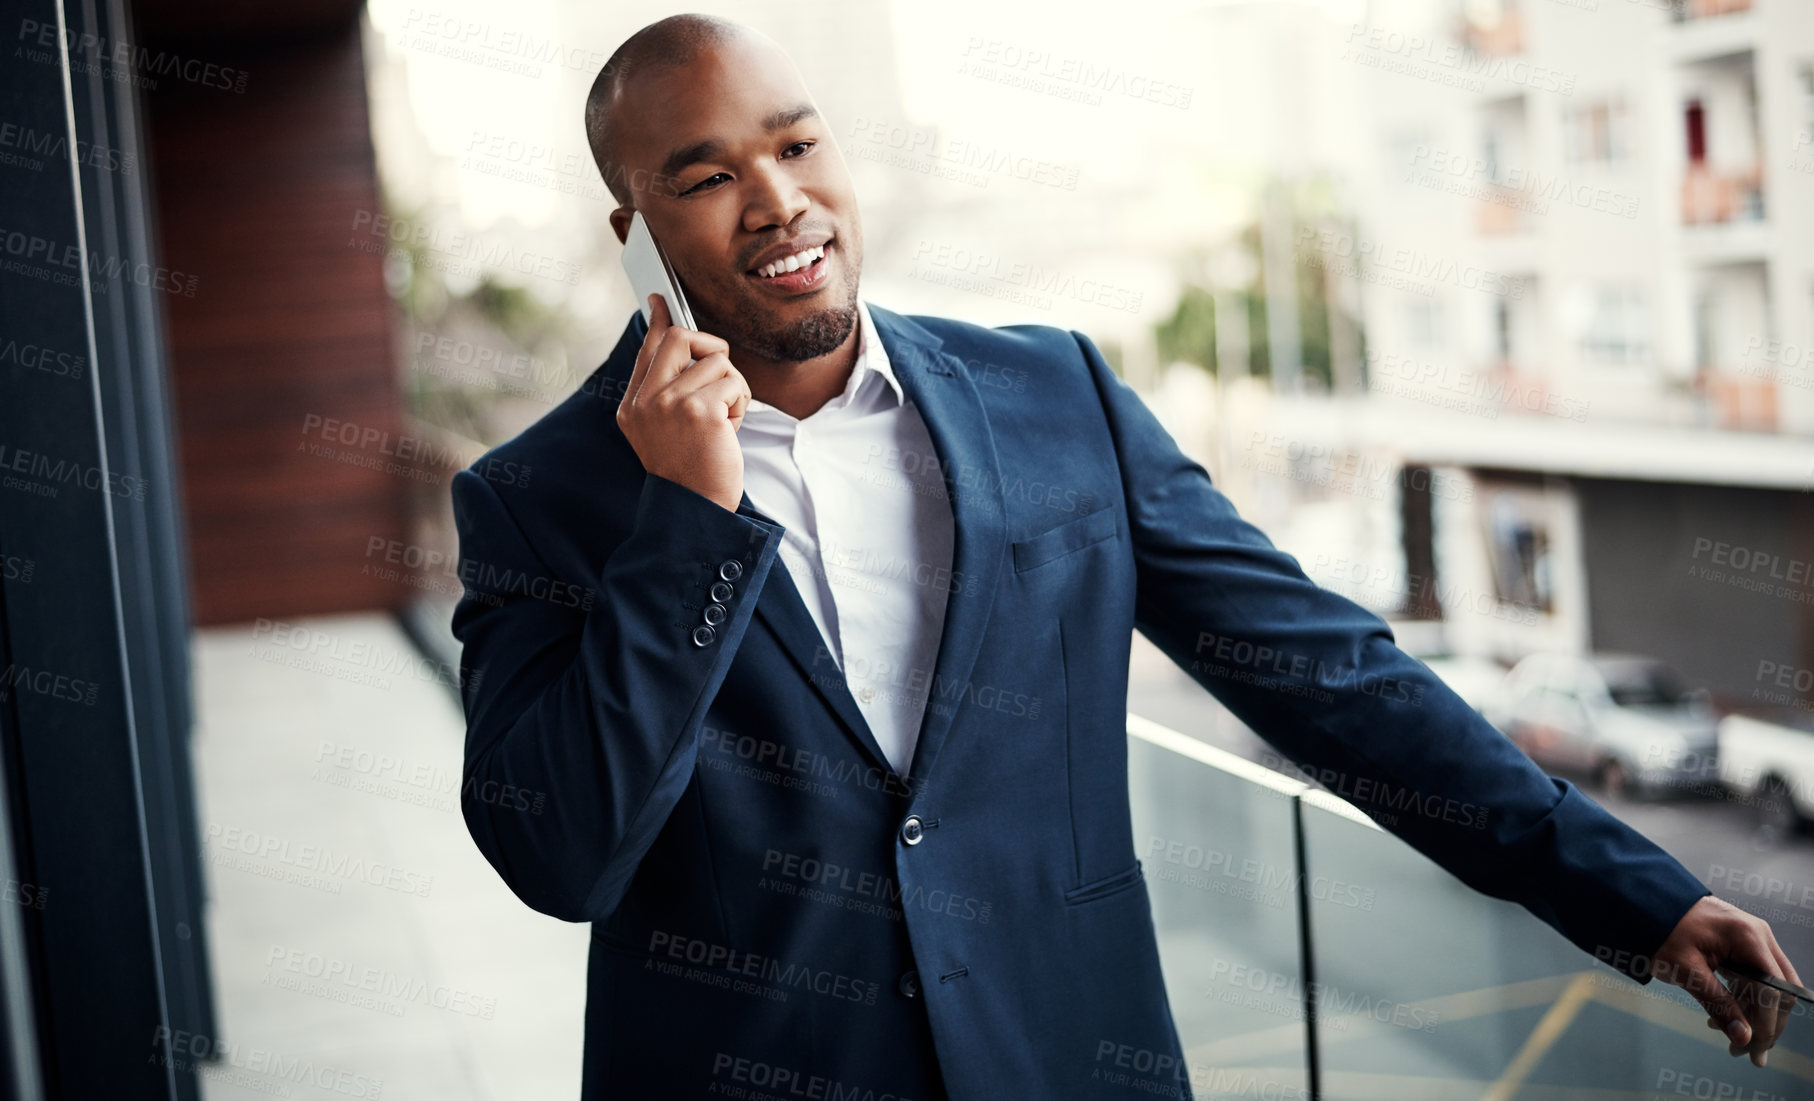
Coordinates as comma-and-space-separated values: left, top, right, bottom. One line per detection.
586, 14, 754, 205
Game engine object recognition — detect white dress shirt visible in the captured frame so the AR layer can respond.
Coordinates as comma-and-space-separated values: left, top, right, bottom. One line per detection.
738, 299, 955, 779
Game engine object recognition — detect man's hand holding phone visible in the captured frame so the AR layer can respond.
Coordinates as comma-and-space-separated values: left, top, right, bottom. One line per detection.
616, 294, 752, 514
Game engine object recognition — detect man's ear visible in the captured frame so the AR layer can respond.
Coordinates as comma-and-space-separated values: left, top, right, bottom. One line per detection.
609, 206, 632, 246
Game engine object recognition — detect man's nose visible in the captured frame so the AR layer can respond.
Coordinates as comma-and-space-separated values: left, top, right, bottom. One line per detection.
741, 163, 809, 231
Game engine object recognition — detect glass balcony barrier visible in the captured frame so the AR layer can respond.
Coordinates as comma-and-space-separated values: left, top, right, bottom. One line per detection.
1127, 712, 1814, 1100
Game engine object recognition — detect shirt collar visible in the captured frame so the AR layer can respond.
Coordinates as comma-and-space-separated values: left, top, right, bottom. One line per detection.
857, 298, 905, 407
743, 297, 902, 421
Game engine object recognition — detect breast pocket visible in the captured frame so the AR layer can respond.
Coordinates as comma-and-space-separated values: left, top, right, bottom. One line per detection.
1011, 506, 1119, 573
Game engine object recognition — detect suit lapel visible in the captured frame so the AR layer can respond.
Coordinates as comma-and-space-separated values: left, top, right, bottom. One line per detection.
864, 305, 1006, 786
601, 305, 1007, 790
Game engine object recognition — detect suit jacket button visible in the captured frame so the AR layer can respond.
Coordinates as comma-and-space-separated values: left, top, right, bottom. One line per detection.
898, 970, 920, 998
691, 624, 717, 647
900, 815, 924, 846
703, 602, 727, 626
709, 581, 734, 603
718, 560, 743, 582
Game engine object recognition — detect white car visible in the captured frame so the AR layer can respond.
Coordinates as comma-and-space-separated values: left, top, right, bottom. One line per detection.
1487, 652, 1719, 797
1719, 711, 1814, 835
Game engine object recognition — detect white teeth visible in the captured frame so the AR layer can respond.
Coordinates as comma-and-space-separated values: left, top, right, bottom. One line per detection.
758, 245, 825, 278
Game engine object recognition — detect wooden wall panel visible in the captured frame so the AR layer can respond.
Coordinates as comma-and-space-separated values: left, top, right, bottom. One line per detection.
142, 24, 408, 625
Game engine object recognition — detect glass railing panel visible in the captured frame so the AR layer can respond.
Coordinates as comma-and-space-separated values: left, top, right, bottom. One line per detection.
1128, 715, 1313, 1099
1298, 788, 1814, 1099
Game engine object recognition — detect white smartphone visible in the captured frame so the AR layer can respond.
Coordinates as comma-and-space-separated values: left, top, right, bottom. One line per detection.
621, 210, 697, 330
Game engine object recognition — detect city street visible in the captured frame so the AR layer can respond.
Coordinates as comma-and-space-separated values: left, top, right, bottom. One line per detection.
1127, 631, 1814, 973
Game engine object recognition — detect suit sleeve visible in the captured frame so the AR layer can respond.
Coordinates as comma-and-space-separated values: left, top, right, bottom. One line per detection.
1071, 329, 1709, 982
449, 467, 784, 922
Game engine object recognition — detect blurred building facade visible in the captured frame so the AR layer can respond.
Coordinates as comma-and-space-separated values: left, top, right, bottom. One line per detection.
1264, 0, 1814, 705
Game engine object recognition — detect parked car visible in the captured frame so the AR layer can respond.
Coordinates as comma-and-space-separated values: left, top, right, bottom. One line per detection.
1486, 652, 1718, 797
1719, 710, 1814, 835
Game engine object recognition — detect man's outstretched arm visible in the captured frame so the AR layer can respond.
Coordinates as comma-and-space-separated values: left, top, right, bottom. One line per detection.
1071, 327, 1799, 1064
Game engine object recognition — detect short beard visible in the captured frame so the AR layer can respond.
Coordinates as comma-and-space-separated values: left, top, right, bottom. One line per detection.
695, 272, 859, 363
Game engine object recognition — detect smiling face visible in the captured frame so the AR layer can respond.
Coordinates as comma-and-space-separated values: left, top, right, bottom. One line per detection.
604, 32, 863, 363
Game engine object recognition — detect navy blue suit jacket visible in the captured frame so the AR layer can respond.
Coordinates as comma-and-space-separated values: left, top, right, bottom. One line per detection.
449, 304, 1710, 1099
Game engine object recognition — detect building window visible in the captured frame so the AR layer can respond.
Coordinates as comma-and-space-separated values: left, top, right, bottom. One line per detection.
1408, 299, 1445, 349
1493, 299, 1513, 363
1485, 490, 1553, 614
1577, 284, 1649, 366
1798, 65, 1814, 154
1563, 99, 1631, 165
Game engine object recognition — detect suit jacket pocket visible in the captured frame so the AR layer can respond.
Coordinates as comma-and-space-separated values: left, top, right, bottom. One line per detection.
1012, 506, 1119, 573
1063, 860, 1144, 905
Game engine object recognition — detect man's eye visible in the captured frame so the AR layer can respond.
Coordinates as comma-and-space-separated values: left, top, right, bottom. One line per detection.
682, 172, 730, 195
783, 141, 814, 158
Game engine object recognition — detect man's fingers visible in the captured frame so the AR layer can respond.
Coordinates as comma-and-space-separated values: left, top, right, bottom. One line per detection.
666, 352, 734, 394
625, 294, 668, 409
1766, 930, 1801, 988
680, 375, 752, 427
1741, 934, 1796, 1061
1684, 960, 1753, 1047
637, 327, 699, 405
